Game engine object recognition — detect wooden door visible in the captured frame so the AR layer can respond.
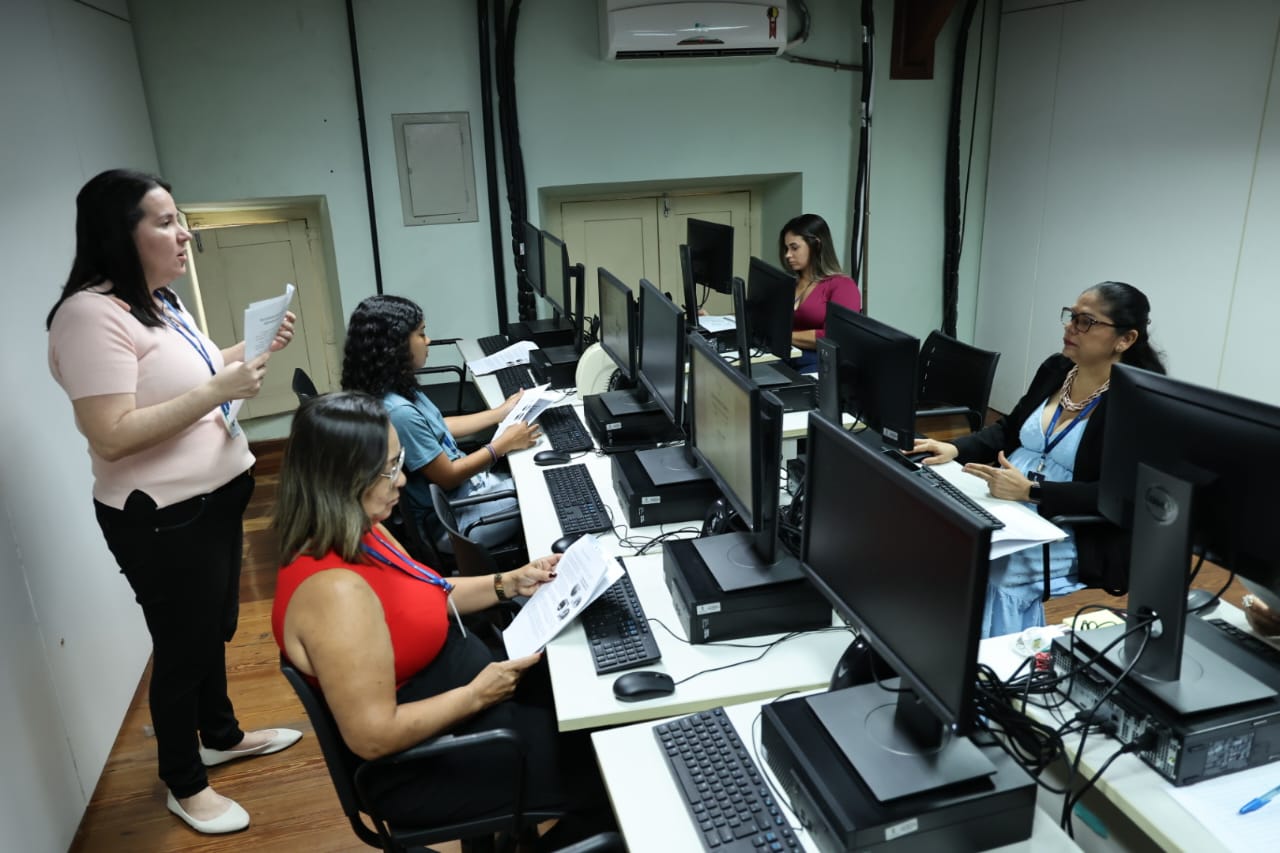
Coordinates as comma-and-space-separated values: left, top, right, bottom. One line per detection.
558, 197, 661, 320
656, 192, 754, 317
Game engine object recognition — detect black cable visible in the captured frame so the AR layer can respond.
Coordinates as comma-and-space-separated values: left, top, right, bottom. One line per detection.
344, 0, 383, 293
644, 623, 853, 686
477, 0, 509, 331
940, 0, 981, 337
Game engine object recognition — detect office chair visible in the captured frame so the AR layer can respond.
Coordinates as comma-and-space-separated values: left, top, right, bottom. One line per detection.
280, 654, 568, 853
915, 331, 1001, 434
429, 483, 529, 576
1041, 513, 1109, 602
292, 366, 320, 404
414, 337, 488, 419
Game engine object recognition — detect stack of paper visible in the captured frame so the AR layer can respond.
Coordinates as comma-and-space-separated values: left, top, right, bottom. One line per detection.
502, 535, 624, 658
467, 341, 539, 375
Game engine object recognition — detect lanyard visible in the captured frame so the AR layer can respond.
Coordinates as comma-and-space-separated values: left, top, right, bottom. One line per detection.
163, 303, 231, 419
361, 531, 465, 635
1037, 395, 1102, 471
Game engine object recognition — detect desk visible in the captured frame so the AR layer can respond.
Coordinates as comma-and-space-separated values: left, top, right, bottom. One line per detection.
592, 696, 1081, 852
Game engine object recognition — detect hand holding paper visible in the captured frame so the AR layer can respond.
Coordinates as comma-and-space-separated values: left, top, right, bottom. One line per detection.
244, 283, 296, 360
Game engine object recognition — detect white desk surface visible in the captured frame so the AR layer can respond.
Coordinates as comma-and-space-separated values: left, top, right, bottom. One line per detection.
592, 696, 1081, 853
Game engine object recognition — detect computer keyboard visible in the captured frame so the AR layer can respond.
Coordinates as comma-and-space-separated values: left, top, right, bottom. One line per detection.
915, 466, 1006, 530
543, 464, 612, 536
582, 571, 660, 675
655, 708, 800, 853
494, 364, 537, 398
1205, 618, 1280, 666
538, 405, 594, 453
477, 334, 509, 356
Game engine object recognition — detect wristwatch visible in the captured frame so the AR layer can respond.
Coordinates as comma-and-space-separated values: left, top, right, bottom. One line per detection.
493, 572, 508, 601
1028, 482, 1043, 505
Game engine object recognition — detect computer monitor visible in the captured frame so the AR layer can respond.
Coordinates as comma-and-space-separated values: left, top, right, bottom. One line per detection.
821, 302, 919, 451
687, 334, 799, 590
737, 257, 797, 389
539, 230, 586, 357
799, 412, 997, 800
686, 218, 734, 295
521, 220, 544, 297
1092, 364, 1280, 713
678, 243, 700, 334
597, 267, 636, 382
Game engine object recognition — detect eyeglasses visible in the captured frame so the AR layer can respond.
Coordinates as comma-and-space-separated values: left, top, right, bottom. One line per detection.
379, 446, 406, 482
1061, 308, 1118, 334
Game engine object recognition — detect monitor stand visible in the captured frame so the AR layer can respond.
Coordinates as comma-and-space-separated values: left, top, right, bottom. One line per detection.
807, 681, 996, 802
750, 361, 793, 388
693, 530, 804, 593
636, 445, 708, 486
600, 389, 657, 417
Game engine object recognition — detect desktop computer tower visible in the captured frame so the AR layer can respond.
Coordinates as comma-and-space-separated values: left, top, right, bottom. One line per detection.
529, 348, 579, 390
761, 695, 1036, 853
610, 451, 720, 527
583, 392, 680, 450
506, 318, 574, 349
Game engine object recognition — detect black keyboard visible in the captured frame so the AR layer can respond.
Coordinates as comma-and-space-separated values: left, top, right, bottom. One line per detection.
538, 406, 594, 453
655, 708, 800, 853
494, 364, 537, 398
582, 572, 660, 674
543, 464, 612, 536
916, 466, 1006, 529
478, 334, 509, 356
1206, 618, 1280, 665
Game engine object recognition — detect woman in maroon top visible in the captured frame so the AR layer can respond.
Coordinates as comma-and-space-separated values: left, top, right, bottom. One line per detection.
779, 213, 862, 372
273, 392, 612, 840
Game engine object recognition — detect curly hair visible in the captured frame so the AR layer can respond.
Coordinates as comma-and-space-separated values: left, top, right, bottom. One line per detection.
341, 295, 423, 400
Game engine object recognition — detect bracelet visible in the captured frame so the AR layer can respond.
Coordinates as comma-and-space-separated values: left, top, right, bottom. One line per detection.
493, 572, 508, 602
484, 443, 498, 465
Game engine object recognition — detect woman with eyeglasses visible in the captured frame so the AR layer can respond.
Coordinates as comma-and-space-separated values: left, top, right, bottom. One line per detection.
272, 392, 612, 843
913, 282, 1166, 637
779, 213, 862, 372
46, 169, 300, 833
342, 295, 539, 553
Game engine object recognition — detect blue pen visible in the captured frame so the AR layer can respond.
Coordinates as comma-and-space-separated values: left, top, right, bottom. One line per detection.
1238, 782, 1280, 815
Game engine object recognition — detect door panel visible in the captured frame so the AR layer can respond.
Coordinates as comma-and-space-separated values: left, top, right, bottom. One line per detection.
656, 192, 754, 317
559, 197, 660, 321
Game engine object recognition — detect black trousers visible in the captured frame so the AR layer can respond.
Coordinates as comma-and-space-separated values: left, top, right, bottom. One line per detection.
94, 471, 254, 798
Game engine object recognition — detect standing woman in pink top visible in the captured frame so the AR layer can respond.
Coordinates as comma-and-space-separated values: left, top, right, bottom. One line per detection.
46, 169, 301, 835
780, 213, 862, 372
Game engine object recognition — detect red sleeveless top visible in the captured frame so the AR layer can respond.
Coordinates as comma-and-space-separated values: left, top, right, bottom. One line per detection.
272, 530, 451, 688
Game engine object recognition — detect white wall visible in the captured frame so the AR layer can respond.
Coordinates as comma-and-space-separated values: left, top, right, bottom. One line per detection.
978, 0, 1280, 411
0, 0, 156, 849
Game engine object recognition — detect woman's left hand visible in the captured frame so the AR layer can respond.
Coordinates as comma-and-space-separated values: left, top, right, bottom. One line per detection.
507, 554, 561, 598
963, 451, 1033, 502
497, 389, 524, 417
270, 311, 297, 352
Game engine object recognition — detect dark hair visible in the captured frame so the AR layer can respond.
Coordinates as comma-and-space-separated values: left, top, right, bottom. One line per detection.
276, 392, 390, 563
46, 169, 172, 330
778, 213, 844, 280
1088, 281, 1167, 375
341, 295, 423, 400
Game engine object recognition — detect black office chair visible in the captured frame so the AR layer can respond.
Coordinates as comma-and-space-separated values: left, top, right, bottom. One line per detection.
414, 338, 488, 418
915, 331, 1001, 434
280, 654, 567, 853
429, 483, 529, 576
293, 366, 320, 404
1041, 513, 1110, 602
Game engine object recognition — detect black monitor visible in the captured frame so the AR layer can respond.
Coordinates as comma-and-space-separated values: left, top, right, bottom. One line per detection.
521, 220, 544, 297
799, 412, 997, 800
687, 334, 799, 590
686, 218, 734, 295
744, 257, 795, 361
633, 281, 707, 484
597, 267, 636, 382
1090, 364, 1280, 714
821, 302, 919, 451
539, 230, 586, 357
678, 243, 700, 334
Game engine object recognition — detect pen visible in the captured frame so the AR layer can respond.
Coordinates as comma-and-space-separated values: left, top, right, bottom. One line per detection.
1238, 782, 1280, 815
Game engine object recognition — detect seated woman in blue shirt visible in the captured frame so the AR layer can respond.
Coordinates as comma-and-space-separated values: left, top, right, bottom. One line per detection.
912, 282, 1166, 638
342, 295, 539, 551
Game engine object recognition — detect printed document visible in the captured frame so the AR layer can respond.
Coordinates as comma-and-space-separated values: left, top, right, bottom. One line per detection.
493, 384, 556, 435
468, 340, 539, 375
230, 283, 295, 420
698, 314, 736, 333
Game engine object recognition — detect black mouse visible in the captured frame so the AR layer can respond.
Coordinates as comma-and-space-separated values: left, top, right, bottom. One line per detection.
550, 533, 585, 554
534, 449, 572, 466
612, 670, 675, 702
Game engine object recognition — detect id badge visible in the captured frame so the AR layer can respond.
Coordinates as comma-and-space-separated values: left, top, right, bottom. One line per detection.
221, 407, 242, 439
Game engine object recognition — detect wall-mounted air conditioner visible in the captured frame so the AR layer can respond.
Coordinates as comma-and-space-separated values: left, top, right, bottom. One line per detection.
600, 0, 788, 60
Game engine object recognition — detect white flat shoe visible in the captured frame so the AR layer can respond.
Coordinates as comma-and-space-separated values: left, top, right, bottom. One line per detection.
200, 728, 302, 767
166, 791, 249, 834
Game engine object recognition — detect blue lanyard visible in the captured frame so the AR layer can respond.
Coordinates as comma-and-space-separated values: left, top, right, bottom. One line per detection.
162, 303, 231, 419
1041, 394, 1102, 460
361, 532, 454, 594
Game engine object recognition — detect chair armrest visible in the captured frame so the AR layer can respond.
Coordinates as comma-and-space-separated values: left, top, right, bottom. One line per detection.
554, 832, 625, 853
430, 337, 462, 346
415, 365, 466, 383
449, 489, 518, 508
1041, 514, 1108, 602
463, 507, 522, 537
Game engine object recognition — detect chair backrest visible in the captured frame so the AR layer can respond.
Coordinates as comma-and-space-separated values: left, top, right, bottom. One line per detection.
916, 330, 1000, 421
279, 655, 382, 848
292, 367, 320, 404
430, 484, 501, 577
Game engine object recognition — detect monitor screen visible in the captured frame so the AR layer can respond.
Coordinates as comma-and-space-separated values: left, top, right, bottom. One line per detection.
541, 231, 572, 317
522, 221, 544, 297
745, 257, 795, 361
598, 268, 636, 381
823, 302, 919, 450
636, 279, 686, 431
688, 334, 757, 526
686, 218, 735, 295
801, 412, 991, 734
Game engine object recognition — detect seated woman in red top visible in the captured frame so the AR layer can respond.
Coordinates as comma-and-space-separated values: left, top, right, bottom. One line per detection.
780, 213, 862, 372
272, 392, 611, 840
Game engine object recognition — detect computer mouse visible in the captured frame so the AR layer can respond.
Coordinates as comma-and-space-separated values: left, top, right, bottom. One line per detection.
534, 449, 572, 466
550, 533, 585, 554
612, 670, 676, 702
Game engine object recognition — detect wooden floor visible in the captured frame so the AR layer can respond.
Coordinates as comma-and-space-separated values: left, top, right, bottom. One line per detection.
69, 424, 1249, 851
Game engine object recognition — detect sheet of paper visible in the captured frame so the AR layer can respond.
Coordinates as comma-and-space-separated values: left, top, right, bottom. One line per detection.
1166, 765, 1280, 851
243, 283, 296, 361
502, 535, 624, 659
698, 314, 736, 333
492, 384, 554, 434
468, 340, 538, 375
927, 461, 1067, 560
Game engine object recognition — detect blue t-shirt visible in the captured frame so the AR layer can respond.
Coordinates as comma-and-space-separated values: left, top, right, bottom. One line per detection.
383, 389, 463, 518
